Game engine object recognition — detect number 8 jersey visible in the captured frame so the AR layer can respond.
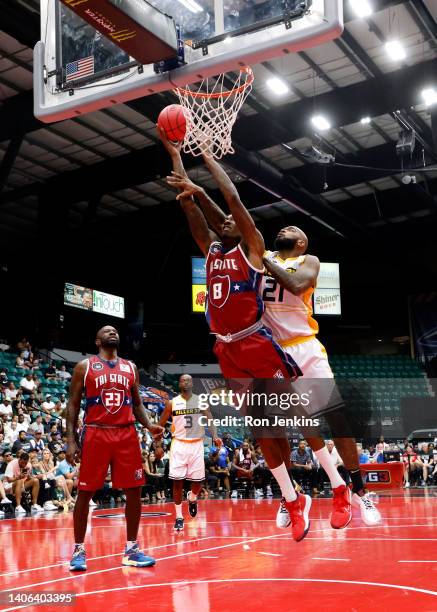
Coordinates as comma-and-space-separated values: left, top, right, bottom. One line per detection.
83, 355, 136, 426
261, 252, 319, 347
206, 241, 264, 335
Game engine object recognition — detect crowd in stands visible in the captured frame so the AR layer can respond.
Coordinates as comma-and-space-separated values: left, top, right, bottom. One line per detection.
1, 338, 436, 516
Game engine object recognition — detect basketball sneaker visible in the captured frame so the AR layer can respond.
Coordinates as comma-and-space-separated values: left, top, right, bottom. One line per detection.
69, 545, 87, 571
230, 490, 238, 498
187, 493, 198, 518
122, 543, 156, 567
31, 504, 44, 513
174, 517, 184, 532
352, 492, 381, 526
330, 484, 353, 529
276, 494, 312, 541
266, 485, 273, 497
15, 505, 26, 514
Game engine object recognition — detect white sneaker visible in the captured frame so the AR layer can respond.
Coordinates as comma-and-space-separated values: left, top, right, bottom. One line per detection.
1, 498, 12, 505
230, 490, 238, 498
404, 482, 410, 488
266, 486, 273, 497
31, 504, 44, 513
352, 492, 382, 526
276, 497, 291, 529
15, 505, 26, 514
44, 501, 58, 511
89, 499, 97, 507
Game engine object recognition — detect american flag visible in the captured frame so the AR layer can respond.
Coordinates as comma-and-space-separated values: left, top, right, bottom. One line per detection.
65, 56, 95, 82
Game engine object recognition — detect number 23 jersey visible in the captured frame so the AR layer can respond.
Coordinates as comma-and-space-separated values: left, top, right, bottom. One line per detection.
83, 355, 136, 426
261, 253, 319, 345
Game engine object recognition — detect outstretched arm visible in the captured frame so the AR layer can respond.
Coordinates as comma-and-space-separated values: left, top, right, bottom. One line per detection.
158, 128, 217, 255
263, 255, 320, 295
203, 156, 264, 265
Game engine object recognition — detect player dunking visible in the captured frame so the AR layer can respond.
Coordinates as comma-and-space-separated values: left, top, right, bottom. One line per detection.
159, 374, 220, 531
66, 326, 163, 571
160, 130, 311, 543
263, 227, 381, 526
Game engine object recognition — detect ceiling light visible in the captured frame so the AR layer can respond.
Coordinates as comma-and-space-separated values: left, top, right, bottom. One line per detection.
422, 87, 437, 107
349, 0, 372, 18
385, 40, 406, 61
311, 115, 331, 131
360, 116, 371, 124
266, 77, 290, 96
176, 0, 203, 13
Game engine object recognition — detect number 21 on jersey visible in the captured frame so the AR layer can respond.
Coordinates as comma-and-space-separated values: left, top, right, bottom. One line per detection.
262, 277, 284, 303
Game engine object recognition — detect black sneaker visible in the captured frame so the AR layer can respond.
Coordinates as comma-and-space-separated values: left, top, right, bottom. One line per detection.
174, 517, 184, 532
188, 494, 198, 518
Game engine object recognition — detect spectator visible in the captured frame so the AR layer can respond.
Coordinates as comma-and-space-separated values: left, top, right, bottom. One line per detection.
28, 415, 45, 436
25, 392, 41, 417
0, 433, 9, 455
291, 440, 319, 495
29, 431, 45, 457
48, 432, 64, 457
15, 352, 28, 370
55, 451, 90, 504
11, 430, 32, 455
402, 444, 421, 487
4, 421, 18, 446
57, 365, 72, 381
41, 394, 55, 415
211, 449, 232, 494
16, 337, 31, 354
0, 397, 13, 419
204, 452, 219, 494
44, 362, 57, 380
16, 414, 29, 433
232, 441, 257, 497
51, 478, 70, 510
0, 369, 9, 386
222, 432, 236, 456
40, 448, 74, 506
357, 443, 369, 464
252, 444, 272, 497
30, 456, 57, 511
0, 450, 13, 474
59, 394, 67, 410
144, 450, 166, 501
4, 451, 43, 513
4, 382, 17, 401
419, 443, 434, 485
0, 477, 12, 515
20, 373, 37, 395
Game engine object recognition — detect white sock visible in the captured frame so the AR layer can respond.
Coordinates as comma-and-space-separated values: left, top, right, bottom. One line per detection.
315, 447, 345, 489
175, 503, 183, 518
187, 491, 197, 502
270, 463, 297, 502
126, 540, 136, 551
74, 543, 85, 550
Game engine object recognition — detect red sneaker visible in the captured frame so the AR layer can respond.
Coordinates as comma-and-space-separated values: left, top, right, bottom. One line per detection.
330, 484, 352, 529
284, 493, 312, 542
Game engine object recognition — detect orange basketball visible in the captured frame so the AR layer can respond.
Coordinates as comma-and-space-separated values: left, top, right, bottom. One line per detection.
157, 104, 187, 142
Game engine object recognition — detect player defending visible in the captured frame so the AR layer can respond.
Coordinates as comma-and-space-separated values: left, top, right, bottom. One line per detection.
263, 227, 381, 526
159, 374, 220, 532
159, 129, 311, 543
66, 326, 163, 571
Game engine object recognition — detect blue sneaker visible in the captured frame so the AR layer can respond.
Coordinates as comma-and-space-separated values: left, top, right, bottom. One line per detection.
69, 546, 87, 571
122, 543, 156, 567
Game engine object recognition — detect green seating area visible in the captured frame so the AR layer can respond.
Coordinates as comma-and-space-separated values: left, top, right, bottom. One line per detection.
0, 352, 70, 399
330, 354, 425, 378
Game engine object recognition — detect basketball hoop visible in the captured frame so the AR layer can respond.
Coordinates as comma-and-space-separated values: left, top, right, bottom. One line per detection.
174, 67, 254, 160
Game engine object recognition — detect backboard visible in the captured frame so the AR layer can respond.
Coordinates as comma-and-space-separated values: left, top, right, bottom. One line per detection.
34, 0, 343, 123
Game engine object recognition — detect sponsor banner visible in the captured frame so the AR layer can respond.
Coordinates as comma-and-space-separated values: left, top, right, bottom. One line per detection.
316, 262, 340, 289
93, 289, 125, 319
192, 257, 207, 313
64, 283, 93, 311
314, 288, 341, 315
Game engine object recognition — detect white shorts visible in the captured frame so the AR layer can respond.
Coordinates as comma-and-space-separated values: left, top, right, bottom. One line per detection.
284, 337, 334, 379
285, 338, 340, 418
169, 438, 205, 482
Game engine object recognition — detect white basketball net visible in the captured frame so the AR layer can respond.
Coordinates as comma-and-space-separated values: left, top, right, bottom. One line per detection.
174, 67, 253, 160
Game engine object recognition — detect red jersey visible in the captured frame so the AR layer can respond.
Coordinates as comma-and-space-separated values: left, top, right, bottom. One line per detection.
83, 355, 136, 426
206, 241, 264, 335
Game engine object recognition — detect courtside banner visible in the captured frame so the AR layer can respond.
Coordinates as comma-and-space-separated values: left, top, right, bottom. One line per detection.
192, 257, 207, 313
314, 262, 341, 316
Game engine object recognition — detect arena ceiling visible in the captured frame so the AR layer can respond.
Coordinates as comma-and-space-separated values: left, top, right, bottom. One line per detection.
0, 0, 436, 245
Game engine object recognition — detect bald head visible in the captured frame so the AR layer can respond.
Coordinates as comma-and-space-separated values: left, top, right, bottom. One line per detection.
95, 326, 120, 350
179, 374, 193, 393
274, 226, 308, 254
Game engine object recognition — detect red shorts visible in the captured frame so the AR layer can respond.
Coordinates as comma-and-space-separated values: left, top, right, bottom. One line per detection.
213, 326, 301, 379
78, 424, 145, 491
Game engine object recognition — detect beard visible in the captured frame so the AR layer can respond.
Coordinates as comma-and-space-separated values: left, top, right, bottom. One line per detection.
274, 236, 297, 251
101, 338, 120, 349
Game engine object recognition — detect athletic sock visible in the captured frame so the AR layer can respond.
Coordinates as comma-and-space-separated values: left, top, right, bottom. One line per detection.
175, 503, 183, 518
74, 543, 85, 551
270, 463, 297, 502
125, 540, 137, 552
314, 447, 345, 490
350, 469, 365, 495
187, 491, 197, 502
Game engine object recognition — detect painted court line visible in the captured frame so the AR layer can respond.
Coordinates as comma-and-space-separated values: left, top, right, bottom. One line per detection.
258, 552, 281, 557
398, 560, 437, 563
0, 537, 213, 579
2, 533, 287, 593
312, 557, 350, 562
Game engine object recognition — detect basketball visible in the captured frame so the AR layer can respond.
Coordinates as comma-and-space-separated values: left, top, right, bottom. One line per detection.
157, 104, 187, 143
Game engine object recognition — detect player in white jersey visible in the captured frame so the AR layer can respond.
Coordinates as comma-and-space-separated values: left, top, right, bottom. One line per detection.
159, 374, 220, 531
262, 226, 381, 527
